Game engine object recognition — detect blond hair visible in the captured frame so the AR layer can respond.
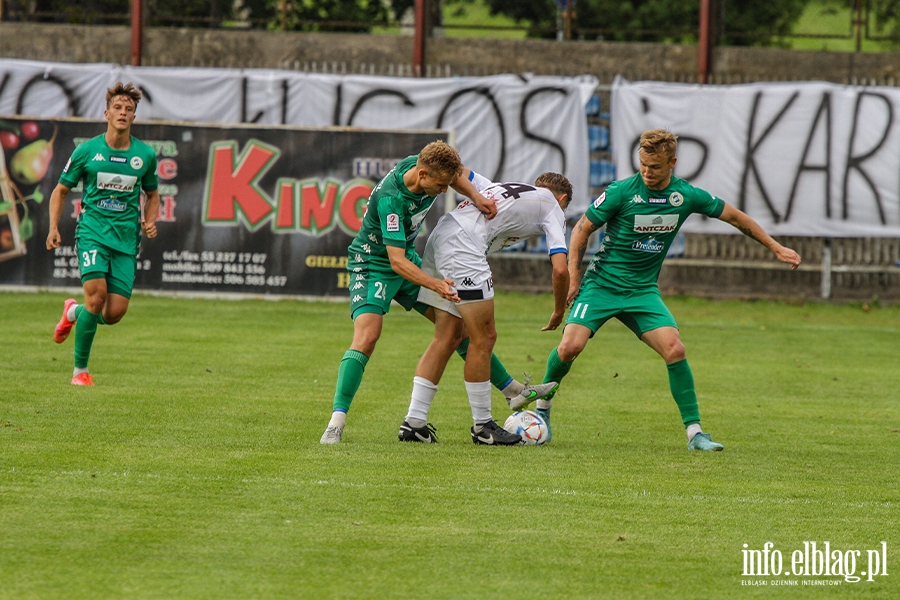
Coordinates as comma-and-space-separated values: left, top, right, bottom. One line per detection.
639, 129, 678, 160
534, 172, 573, 205
106, 82, 142, 108
417, 140, 462, 180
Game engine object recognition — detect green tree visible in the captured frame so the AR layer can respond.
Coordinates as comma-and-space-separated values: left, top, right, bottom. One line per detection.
869, 0, 900, 42
474, 0, 815, 45
259, 0, 390, 31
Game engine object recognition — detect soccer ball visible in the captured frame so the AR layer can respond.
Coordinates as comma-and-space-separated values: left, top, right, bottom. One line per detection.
503, 410, 549, 445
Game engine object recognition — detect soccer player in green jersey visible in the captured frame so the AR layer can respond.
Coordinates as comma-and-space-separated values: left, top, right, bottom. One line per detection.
46, 82, 160, 386
520, 129, 801, 450
320, 141, 555, 444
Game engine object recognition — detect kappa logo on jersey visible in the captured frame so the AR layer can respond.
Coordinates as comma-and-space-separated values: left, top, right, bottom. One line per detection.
367, 233, 378, 243
352, 295, 363, 303
92, 153, 105, 161
354, 254, 364, 262
386, 213, 400, 232
669, 192, 684, 206
97, 198, 127, 212
96, 172, 137, 192
130, 156, 144, 170
461, 277, 476, 287
633, 214, 679, 234
352, 267, 362, 273
110, 156, 127, 164
592, 192, 606, 208
351, 282, 364, 291
362, 243, 372, 254
648, 197, 668, 204
355, 274, 365, 280
631, 195, 645, 203
632, 237, 666, 253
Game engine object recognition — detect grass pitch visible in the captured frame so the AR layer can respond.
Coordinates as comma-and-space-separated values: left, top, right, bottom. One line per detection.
1, 290, 898, 599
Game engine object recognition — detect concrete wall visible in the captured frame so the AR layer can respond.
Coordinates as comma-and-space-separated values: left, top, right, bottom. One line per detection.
3, 22, 900, 83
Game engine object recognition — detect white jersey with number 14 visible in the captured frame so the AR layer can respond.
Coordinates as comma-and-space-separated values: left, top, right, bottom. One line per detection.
448, 172, 568, 256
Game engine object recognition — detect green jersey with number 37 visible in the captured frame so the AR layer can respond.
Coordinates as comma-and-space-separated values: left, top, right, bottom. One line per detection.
59, 134, 158, 256
583, 172, 725, 292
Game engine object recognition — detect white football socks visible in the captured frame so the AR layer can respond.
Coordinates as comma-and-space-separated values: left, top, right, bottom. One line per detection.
405, 376, 438, 428
500, 379, 523, 398
327, 411, 347, 429
466, 380, 492, 424
686, 423, 703, 441
67, 303, 79, 322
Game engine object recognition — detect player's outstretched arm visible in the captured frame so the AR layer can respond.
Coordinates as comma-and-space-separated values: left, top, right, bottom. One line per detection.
543, 252, 569, 331
566, 216, 599, 304
451, 171, 497, 219
45, 183, 71, 250
717, 203, 801, 270
386, 245, 460, 303
142, 190, 161, 238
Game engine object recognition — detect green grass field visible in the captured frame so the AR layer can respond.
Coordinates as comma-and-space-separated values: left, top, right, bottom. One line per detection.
786, 1, 895, 53
2, 290, 898, 598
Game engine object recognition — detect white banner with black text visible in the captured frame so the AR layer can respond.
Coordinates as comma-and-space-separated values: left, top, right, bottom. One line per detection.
0, 59, 596, 212
612, 76, 900, 237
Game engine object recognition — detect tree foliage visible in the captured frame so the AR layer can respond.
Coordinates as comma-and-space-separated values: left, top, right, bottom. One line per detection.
870, 0, 900, 42
481, 0, 815, 46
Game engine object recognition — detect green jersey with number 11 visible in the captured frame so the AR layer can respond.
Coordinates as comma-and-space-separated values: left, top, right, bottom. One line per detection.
583, 172, 725, 292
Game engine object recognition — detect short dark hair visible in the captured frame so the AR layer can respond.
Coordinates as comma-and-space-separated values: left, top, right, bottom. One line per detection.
106, 82, 142, 108
534, 172, 573, 206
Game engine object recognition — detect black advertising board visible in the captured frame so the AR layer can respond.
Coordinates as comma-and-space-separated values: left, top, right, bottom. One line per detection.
0, 117, 447, 297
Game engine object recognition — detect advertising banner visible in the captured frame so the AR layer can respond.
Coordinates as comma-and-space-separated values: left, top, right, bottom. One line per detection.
0, 116, 446, 296
612, 77, 900, 237
0, 59, 596, 212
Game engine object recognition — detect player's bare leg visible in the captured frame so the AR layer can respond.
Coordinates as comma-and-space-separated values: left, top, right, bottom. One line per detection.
399, 308, 461, 443
457, 300, 520, 445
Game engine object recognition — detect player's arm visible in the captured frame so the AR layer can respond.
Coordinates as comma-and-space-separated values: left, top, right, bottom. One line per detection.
142, 189, 161, 239
717, 203, 801, 270
451, 170, 497, 219
542, 251, 569, 331
567, 215, 600, 305
45, 183, 72, 250
385, 245, 460, 303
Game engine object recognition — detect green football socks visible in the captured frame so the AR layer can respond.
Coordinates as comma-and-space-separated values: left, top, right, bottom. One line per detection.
667, 358, 700, 426
73, 307, 102, 369
543, 347, 573, 386
332, 349, 369, 412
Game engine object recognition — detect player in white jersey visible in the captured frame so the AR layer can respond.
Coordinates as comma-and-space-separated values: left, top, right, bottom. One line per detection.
399, 171, 572, 445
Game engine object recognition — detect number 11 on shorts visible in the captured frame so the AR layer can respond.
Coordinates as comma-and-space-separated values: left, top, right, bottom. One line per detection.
572, 302, 588, 319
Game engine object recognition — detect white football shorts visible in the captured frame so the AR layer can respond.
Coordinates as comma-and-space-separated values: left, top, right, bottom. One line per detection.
417, 216, 493, 318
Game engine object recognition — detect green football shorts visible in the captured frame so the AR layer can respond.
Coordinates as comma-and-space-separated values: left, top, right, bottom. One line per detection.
566, 281, 678, 338
76, 239, 137, 298
347, 254, 427, 319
